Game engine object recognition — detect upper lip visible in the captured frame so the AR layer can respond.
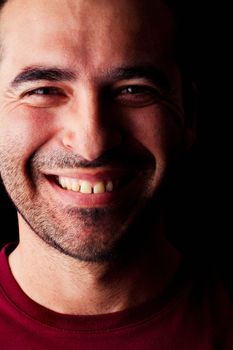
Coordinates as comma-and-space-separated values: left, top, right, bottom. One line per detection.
43, 168, 138, 183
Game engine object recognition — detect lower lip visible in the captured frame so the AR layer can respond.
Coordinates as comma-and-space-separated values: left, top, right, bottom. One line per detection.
45, 174, 142, 208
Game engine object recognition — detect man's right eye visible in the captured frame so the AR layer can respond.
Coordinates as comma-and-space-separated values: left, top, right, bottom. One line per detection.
20, 86, 67, 107
25, 86, 65, 97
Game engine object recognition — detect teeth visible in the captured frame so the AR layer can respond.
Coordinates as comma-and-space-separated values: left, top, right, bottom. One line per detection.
57, 177, 114, 194
93, 182, 105, 194
59, 177, 66, 189
80, 181, 92, 194
71, 179, 80, 192
66, 180, 72, 190
106, 181, 113, 192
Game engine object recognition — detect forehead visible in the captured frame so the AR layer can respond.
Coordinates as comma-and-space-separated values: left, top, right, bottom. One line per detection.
0, 0, 175, 76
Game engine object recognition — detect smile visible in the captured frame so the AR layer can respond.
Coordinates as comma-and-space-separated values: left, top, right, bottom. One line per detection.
44, 168, 143, 207
57, 176, 114, 194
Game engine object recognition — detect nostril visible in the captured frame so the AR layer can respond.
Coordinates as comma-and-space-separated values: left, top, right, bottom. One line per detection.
61, 130, 76, 150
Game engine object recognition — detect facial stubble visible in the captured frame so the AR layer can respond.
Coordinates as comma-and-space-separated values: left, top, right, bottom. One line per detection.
0, 144, 156, 263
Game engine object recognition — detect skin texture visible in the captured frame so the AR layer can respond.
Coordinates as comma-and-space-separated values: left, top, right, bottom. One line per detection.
0, 0, 191, 314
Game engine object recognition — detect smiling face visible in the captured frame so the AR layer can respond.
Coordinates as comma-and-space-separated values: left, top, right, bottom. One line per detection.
0, 0, 187, 261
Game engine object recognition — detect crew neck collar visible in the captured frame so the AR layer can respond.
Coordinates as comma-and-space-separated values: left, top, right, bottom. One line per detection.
0, 243, 191, 333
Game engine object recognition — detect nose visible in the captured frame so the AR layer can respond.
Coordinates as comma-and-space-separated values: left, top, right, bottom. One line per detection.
61, 91, 122, 161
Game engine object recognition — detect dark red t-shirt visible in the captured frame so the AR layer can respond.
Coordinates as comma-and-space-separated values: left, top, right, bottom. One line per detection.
0, 244, 232, 349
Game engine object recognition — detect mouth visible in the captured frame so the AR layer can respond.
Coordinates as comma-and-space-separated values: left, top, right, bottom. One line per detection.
52, 171, 135, 193
44, 169, 141, 207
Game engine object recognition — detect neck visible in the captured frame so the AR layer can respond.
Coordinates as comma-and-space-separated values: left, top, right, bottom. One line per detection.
9, 216, 181, 315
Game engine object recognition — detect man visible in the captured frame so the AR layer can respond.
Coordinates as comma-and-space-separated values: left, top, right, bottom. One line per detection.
0, 0, 232, 348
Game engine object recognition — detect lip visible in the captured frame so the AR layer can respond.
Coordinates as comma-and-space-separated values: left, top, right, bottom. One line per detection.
43, 168, 142, 208
44, 169, 127, 185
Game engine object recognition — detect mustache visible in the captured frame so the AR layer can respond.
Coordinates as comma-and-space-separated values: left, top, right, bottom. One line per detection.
31, 146, 154, 171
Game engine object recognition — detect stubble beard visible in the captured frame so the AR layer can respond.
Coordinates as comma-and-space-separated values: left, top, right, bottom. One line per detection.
6, 183, 154, 263
0, 149, 157, 263
18, 194, 149, 263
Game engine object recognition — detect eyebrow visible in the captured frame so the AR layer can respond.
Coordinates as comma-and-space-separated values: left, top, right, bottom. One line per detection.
10, 66, 77, 88
10, 64, 172, 92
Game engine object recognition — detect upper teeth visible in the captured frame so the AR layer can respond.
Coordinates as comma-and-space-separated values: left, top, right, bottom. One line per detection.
58, 177, 114, 194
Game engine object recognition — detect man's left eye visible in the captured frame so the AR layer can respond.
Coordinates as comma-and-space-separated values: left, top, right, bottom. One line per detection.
115, 85, 161, 107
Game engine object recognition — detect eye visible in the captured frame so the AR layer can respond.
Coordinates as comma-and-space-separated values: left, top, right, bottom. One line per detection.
21, 86, 67, 107
25, 86, 65, 97
115, 85, 161, 107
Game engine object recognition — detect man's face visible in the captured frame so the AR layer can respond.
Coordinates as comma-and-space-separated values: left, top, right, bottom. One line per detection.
0, 0, 186, 261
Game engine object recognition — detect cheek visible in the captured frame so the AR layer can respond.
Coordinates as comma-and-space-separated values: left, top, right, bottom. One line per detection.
124, 106, 185, 162
0, 108, 57, 162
